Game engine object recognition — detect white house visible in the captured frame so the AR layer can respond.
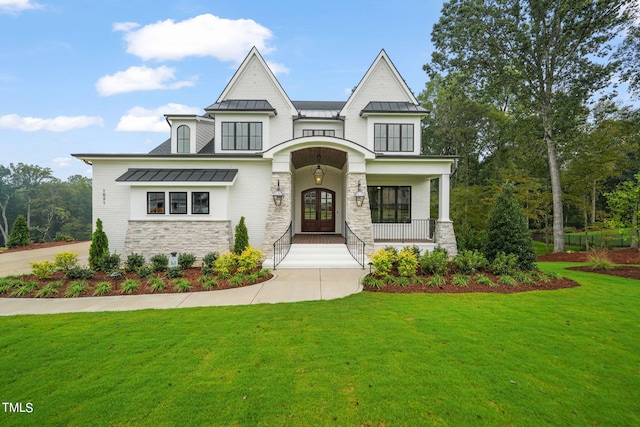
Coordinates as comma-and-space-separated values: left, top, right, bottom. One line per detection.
73, 48, 457, 268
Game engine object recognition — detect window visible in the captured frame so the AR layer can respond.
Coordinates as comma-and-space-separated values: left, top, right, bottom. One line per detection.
177, 125, 190, 153
368, 186, 411, 223
147, 192, 165, 214
222, 122, 262, 150
169, 192, 187, 214
302, 129, 335, 137
192, 192, 209, 214
374, 124, 414, 152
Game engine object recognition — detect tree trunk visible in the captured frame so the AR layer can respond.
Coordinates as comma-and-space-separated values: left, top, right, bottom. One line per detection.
591, 181, 597, 225
542, 112, 565, 252
0, 195, 9, 245
583, 196, 589, 252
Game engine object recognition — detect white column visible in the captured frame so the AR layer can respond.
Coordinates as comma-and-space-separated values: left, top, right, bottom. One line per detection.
438, 174, 451, 222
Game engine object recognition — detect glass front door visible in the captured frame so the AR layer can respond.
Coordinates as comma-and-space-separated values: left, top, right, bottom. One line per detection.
301, 189, 335, 232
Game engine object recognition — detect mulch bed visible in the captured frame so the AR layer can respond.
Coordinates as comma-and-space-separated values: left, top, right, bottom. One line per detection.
0, 241, 84, 254
364, 274, 579, 294
566, 265, 640, 280
537, 247, 640, 264
3, 268, 272, 299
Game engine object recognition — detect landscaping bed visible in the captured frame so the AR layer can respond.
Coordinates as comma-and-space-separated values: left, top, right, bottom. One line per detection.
537, 247, 640, 264
0, 240, 83, 254
0, 267, 272, 299
567, 265, 640, 280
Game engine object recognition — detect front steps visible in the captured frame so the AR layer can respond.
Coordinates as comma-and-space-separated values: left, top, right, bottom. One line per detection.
265, 244, 363, 269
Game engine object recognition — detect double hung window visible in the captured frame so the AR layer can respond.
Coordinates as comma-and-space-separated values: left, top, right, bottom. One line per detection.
177, 125, 190, 153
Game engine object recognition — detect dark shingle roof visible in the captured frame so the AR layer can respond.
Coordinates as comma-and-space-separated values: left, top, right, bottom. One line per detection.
116, 168, 238, 183
292, 101, 346, 111
361, 101, 428, 114
205, 99, 275, 112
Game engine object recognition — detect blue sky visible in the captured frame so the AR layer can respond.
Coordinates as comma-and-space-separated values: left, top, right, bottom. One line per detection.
0, 0, 446, 179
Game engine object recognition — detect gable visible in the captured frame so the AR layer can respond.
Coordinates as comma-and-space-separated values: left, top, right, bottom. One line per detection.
341, 50, 419, 116
215, 48, 296, 116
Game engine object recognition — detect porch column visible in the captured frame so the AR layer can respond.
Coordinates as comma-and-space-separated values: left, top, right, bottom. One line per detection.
345, 172, 375, 256
435, 173, 457, 256
262, 172, 292, 260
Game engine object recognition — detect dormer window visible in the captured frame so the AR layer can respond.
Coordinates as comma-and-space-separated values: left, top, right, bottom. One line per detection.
177, 125, 190, 153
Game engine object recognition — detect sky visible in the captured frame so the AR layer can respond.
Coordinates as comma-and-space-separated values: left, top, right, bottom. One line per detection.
0, 0, 447, 179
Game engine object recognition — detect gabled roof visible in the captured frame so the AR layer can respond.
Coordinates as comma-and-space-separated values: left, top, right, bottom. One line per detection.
205, 99, 276, 113
214, 47, 296, 115
340, 49, 421, 115
116, 168, 237, 183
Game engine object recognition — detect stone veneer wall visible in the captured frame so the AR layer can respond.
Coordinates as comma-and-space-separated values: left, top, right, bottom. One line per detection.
123, 220, 232, 260
262, 172, 292, 259
345, 173, 375, 256
434, 220, 458, 257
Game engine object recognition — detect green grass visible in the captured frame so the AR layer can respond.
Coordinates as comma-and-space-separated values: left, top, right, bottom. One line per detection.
0, 263, 638, 426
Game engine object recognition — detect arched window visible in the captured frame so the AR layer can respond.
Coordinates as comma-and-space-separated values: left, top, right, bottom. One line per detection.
177, 125, 190, 153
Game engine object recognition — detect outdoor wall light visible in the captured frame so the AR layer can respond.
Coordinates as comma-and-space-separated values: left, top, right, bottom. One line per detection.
313, 155, 326, 185
355, 180, 365, 207
272, 180, 284, 206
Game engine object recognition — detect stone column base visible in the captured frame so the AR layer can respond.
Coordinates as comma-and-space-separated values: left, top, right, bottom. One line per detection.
262, 172, 292, 260
434, 220, 457, 257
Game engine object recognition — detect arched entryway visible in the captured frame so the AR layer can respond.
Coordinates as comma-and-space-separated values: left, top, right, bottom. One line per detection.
301, 188, 335, 232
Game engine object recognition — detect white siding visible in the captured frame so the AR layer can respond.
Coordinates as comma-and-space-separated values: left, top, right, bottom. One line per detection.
196, 121, 215, 152
293, 120, 344, 139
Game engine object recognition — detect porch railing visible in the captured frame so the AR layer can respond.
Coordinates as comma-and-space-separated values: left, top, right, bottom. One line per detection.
372, 219, 436, 243
273, 222, 293, 270
344, 221, 366, 269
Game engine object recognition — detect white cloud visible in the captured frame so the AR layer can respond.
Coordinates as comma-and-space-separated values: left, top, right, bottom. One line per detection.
0, 114, 104, 132
113, 21, 139, 32
0, 0, 40, 14
266, 61, 290, 75
96, 65, 196, 96
116, 14, 274, 63
52, 157, 72, 168
115, 103, 201, 132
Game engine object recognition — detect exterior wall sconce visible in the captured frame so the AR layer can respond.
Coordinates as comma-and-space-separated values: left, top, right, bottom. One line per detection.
272, 180, 284, 206
313, 154, 326, 185
355, 180, 365, 207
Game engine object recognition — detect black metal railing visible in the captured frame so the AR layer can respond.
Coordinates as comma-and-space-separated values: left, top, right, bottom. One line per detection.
372, 219, 436, 243
273, 222, 293, 269
345, 221, 366, 269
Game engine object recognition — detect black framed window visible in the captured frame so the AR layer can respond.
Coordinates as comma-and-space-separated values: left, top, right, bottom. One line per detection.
147, 192, 165, 214
169, 192, 187, 214
192, 192, 209, 214
302, 129, 335, 137
222, 122, 262, 150
177, 125, 190, 153
368, 186, 411, 223
374, 123, 414, 151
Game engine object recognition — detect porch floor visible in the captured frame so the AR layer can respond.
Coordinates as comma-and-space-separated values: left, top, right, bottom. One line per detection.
292, 234, 345, 244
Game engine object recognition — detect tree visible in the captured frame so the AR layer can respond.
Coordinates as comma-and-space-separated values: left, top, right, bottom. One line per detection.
485, 182, 537, 270
7, 214, 30, 248
10, 163, 55, 227
426, 0, 636, 252
606, 173, 640, 250
89, 218, 109, 270
233, 216, 249, 254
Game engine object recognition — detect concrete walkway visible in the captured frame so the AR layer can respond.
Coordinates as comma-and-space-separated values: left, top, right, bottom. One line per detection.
0, 243, 365, 316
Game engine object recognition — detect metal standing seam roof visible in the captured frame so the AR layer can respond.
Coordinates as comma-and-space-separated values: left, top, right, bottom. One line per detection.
205, 99, 276, 112
360, 101, 428, 114
115, 168, 238, 183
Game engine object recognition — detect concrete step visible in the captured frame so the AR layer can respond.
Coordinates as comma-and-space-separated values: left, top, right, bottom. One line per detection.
264, 244, 363, 269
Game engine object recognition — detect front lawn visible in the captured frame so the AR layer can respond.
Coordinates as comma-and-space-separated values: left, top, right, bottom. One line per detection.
1, 263, 638, 426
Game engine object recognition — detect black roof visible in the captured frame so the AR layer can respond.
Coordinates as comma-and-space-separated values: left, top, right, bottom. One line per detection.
205, 99, 275, 112
292, 101, 346, 111
116, 168, 238, 183
361, 101, 428, 114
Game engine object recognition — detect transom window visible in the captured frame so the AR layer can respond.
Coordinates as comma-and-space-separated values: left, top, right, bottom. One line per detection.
147, 192, 165, 214
302, 129, 335, 137
169, 192, 187, 214
368, 186, 411, 223
374, 124, 414, 152
222, 122, 262, 150
177, 125, 190, 153
192, 192, 209, 214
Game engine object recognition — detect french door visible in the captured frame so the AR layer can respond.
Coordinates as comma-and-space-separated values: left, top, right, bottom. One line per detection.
301, 189, 335, 232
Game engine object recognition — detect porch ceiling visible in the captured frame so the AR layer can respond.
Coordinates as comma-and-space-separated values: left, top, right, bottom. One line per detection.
291, 147, 347, 170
